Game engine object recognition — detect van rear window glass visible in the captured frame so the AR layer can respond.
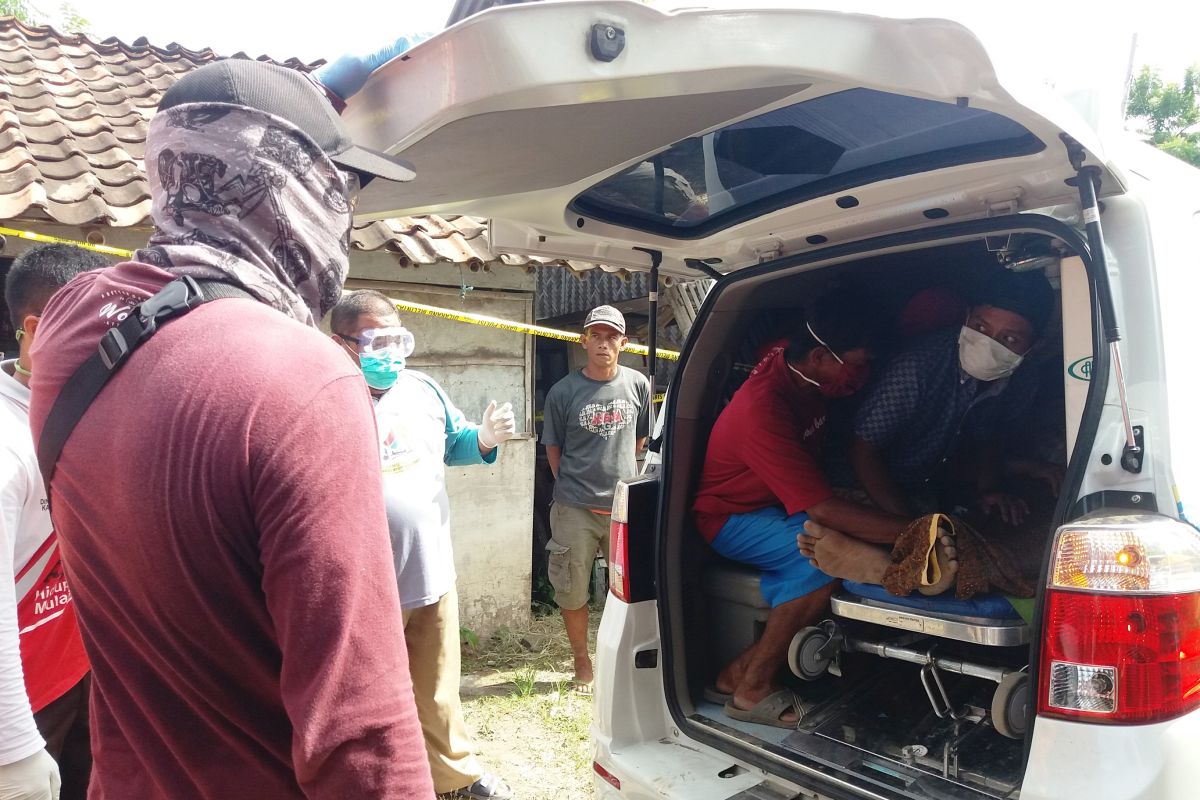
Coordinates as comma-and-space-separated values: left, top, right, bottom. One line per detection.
570, 88, 1043, 238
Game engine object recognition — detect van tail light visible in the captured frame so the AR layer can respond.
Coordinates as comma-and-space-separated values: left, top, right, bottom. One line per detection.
608, 475, 660, 604
609, 486, 631, 603
1039, 514, 1200, 724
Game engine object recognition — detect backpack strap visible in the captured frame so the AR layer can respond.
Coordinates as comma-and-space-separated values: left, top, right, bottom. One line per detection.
37, 276, 253, 491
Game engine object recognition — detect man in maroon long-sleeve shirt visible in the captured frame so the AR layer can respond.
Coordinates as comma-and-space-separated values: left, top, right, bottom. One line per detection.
26, 60, 434, 798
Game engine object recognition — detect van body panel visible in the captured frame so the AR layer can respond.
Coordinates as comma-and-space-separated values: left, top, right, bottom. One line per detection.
1021, 714, 1200, 799
598, 206, 1199, 797
593, 600, 784, 800
593, 598, 671, 750
344, 2, 1121, 277
592, 737, 781, 800
1102, 142, 1200, 520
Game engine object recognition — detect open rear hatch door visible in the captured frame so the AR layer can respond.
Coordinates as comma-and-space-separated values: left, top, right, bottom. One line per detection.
344, 1, 1123, 275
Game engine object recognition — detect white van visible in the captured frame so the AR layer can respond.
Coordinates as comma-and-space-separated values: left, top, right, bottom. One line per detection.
345, 3, 1200, 798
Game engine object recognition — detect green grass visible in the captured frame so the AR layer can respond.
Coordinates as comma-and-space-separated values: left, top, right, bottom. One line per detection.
462, 682, 593, 799
457, 605, 603, 800
461, 607, 589, 674
512, 665, 539, 698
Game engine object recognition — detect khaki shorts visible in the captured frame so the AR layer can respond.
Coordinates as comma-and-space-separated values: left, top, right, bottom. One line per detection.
547, 503, 611, 611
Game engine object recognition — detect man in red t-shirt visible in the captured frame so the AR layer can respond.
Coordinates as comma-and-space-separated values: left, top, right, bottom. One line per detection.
27, 61, 433, 799
694, 293, 911, 728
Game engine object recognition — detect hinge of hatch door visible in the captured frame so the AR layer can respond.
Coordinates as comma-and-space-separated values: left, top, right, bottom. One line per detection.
752, 238, 783, 264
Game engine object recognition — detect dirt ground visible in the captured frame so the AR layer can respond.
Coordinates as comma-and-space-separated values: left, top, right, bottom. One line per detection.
458, 609, 602, 800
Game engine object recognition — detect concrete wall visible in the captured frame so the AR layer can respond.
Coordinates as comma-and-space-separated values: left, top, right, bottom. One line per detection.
347, 258, 535, 637
0, 221, 538, 638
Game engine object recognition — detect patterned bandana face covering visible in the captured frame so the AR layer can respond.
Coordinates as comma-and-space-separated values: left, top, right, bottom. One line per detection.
134, 103, 356, 327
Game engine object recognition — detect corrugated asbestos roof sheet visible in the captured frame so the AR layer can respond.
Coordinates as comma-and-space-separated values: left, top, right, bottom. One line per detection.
0, 17, 608, 272
535, 265, 650, 321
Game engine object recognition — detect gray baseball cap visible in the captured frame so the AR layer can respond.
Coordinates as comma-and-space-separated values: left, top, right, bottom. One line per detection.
583, 305, 626, 334
159, 59, 415, 184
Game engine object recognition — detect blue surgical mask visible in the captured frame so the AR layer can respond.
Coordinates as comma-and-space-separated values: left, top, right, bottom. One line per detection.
359, 347, 405, 391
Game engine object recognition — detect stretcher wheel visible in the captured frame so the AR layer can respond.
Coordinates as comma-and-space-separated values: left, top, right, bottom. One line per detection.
788, 626, 834, 680
991, 672, 1030, 739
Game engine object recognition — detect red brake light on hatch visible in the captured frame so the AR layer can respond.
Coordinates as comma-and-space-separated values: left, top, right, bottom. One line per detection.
1040, 514, 1200, 724
609, 480, 631, 603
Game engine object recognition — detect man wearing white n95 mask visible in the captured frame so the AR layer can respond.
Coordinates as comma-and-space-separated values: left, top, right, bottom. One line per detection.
329, 290, 516, 800
851, 268, 1057, 526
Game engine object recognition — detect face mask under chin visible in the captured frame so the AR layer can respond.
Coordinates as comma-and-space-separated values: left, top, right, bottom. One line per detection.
958, 325, 1024, 381
786, 357, 869, 398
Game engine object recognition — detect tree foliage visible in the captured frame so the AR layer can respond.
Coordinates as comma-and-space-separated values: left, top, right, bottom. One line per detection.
0, 0, 32, 22
58, 2, 88, 34
1126, 65, 1200, 168
0, 0, 90, 34
1127, 65, 1198, 138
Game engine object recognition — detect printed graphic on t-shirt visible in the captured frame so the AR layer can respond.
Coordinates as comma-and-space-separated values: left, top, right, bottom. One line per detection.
578, 399, 637, 438
16, 535, 89, 713
97, 288, 144, 328
379, 419, 423, 474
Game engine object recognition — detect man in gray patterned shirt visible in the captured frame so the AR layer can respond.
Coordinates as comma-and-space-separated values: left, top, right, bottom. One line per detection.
541, 306, 649, 690
851, 269, 1056, 523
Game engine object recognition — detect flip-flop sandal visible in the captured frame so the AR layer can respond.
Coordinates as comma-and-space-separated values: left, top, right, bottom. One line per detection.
702, 685, 733, 704
723, 689, 804, 729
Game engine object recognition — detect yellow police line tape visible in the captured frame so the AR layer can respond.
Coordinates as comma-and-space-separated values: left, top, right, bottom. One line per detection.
0, 224, 681, 362
390, 299, 680, 361
0, 226, 135, 258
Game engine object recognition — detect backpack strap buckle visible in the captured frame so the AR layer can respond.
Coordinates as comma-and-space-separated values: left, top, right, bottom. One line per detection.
96, 276, 203, 372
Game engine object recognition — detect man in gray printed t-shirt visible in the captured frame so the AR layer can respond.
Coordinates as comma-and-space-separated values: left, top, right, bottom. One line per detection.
541, 305, 649, 690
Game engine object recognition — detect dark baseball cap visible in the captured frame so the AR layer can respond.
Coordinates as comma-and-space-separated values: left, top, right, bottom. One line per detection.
158, 59, 415, 183
974, 268, 1055, 334
583, 305, 626, 334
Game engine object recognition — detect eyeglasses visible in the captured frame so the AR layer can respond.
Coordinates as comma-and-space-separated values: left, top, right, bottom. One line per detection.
340, 326, 414, 356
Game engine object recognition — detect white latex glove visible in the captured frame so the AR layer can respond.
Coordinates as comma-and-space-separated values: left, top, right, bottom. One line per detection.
0, 749, 60, 800
477, 400, 517, 450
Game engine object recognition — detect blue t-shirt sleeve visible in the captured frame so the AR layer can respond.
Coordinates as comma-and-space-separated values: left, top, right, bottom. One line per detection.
854, 355, 924, 448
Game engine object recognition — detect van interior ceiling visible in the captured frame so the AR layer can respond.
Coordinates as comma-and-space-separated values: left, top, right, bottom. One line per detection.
662, 232, 1089, 800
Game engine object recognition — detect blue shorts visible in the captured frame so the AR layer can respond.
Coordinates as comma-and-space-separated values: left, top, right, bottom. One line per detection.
711, 508, 836, 607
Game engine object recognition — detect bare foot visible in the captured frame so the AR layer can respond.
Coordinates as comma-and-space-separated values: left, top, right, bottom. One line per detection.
802, 520, 892, 584
918, 530, 959, 596
714, 652, 750, 696
572, 654, 594, 692
797, 530, 816, 559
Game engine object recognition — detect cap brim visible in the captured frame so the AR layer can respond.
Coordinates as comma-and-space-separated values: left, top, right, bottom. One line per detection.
584, 321, 625, 335
332, 143, 416, 183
